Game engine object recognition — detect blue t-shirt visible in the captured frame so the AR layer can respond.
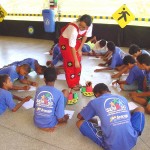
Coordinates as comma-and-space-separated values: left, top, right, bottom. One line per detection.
0, 88, 16, 115
126, 65, 144, 90
9, 58, 36, 71
33, 85, 65, 128
141, 50, 150, 56
109, 47, 126, 69
80, 93, 138, 150
144, 71, 150, 87
0, 65, 24, 82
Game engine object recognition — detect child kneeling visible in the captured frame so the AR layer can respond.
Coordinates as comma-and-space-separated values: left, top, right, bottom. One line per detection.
33, 67, 69, 132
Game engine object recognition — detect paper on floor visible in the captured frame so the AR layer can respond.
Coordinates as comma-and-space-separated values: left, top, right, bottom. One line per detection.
18, 86, 36, 92
94, 66, 107, 69
128, 102, 138, 111
22, 99, 34, 109
43, 52, 49, 55
110, 80, 121, 92
65, 110, 75, 119
88, 57, 101, 60
57, 74, 66, 80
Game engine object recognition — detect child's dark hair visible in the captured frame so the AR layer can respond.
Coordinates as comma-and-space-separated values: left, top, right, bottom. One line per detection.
0, 74, 9, 88
129, 44, 140, 55
40, 65, 47, 74
93, 83, 110, 95
21, 64, 31, 73
123, 55, 135, 65
107, 41, 115, 52
44, 67, 57, 82
99, 39, 106, 48
137, 54, 150, 66
78, 14, 93, 27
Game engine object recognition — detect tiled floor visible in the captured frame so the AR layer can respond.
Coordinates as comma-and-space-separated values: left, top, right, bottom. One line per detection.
0, 36, 150, 150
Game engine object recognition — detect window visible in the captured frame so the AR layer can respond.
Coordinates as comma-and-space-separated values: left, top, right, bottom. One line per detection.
1, 0, 150, 26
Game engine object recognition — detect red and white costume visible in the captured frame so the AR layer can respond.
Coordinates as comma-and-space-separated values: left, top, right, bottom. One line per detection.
59, 22, 92, 88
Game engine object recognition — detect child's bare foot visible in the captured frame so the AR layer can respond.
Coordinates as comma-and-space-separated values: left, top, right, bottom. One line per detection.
82, 53, 89, 56
46, 61, 54, 67
40, 127, 55, 132
98, 63, 106, 66
49, 50, 53, 55
72, 86, 80, 91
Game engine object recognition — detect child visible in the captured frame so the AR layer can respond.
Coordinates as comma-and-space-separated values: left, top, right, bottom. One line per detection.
112, 55, 144, 91
94, 41, 126, 72
76, 83, 145, 150
0, 64, 36, 90
59, 14, 93, 91
5, 58, 47, 75
129, 44, 150, 58
46, 43, 65, 67
129, 54, 150, 113
33, 67, 69, 132
112, 44, 150, 78
0, 74, 32, 115
88, 38, 108, 56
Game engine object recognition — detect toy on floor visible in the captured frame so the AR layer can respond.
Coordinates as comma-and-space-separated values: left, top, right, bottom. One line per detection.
67, 92, 78, 105
81, 81, 94, 97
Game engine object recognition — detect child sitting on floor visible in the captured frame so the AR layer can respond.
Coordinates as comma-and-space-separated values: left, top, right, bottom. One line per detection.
112, 55, 145, 91
129, 54, 150, 114
76, 83, 145, 150
33, 67, 69, 132
0, 74, 32, 115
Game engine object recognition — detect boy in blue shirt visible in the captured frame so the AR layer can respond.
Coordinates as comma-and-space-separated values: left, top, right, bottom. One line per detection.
0, 74, 32, 115
94, 41, 126, 72
130, 54, 150, 114
0, 64, 36, 90
129, 44, 150, 58
5, 58, 47, 75
77, 83, 145, 150
33, 67, 69, 132
112, 55, 144, 91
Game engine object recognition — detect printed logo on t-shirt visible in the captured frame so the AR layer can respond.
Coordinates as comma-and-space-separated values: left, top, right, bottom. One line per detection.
104, 98, 129, 126
35, 91, 54, 117
119, 50, 126, 59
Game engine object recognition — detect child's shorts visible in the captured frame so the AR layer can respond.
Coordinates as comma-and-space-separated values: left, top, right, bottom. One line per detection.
136, 90, 150, 104
79, 121, 106, 149
86, 41, 95, 50
131, 112, 145, 136
123, 81, 138, 91
82, 44, 91, 52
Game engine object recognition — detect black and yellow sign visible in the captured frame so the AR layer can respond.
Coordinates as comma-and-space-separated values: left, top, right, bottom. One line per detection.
0, 5, 7, 22
112, 4, 135, 28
